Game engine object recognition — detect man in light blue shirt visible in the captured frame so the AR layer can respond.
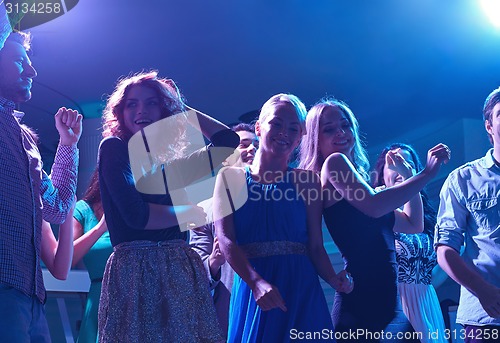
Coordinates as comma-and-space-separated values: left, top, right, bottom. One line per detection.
436, 86, 500, 343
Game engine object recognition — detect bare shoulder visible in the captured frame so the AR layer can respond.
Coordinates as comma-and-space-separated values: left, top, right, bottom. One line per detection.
322, 152, 357, 184
324, 152, 350, 169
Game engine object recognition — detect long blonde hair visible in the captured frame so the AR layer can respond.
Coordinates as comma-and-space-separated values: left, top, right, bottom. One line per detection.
257, 94, 307, 165
258, 93, 307, 131
299, 97, 370, 180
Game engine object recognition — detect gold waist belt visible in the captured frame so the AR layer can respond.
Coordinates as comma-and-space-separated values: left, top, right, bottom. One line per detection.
241, 241, 308, 259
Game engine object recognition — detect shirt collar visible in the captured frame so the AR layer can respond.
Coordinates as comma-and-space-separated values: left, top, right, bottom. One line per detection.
0, 97, 25, 120
0, 97, 16, 111
481, 148, 497, 169
13, 110, 25, 120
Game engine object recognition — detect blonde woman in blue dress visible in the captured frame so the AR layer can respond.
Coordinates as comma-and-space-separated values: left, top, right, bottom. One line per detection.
214, 93, 353, 342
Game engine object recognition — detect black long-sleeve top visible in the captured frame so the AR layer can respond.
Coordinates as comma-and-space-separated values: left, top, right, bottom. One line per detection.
98, 128, 239, 246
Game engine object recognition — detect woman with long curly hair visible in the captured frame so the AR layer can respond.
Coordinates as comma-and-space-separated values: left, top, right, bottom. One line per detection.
97, 71, 238, 342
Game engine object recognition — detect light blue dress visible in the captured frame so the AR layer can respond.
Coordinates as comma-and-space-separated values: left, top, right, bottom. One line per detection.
227, 168, 334, 342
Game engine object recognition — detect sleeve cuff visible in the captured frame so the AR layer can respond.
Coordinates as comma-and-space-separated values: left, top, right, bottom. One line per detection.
434, 225, 464, 252
209, 269, 221, 290
204, 257, 221, 290
54, 144, 79, 166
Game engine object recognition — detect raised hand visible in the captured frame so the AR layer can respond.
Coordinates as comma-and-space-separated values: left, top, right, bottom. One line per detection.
54, 107, 83, 146
385, 148, 414, 180
163, 79, 187, 108
251, 279, 287, 312
163, 78, 191, 120
422, 143, 451, 179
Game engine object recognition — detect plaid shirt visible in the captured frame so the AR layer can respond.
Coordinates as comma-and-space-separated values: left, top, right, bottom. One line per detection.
0, 97, 78, 303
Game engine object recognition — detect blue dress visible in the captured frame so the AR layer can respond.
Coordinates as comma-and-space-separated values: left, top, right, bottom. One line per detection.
227, 168, 334, 343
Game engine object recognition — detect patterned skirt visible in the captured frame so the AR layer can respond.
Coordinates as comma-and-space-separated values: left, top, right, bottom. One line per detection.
98, 240, 222, 343
398, 283, 447, 343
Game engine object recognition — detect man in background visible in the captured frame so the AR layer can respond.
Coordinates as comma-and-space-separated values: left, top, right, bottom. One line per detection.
190, 122, 258, 339
0, 26, 82, 342
436, 87, 500, 342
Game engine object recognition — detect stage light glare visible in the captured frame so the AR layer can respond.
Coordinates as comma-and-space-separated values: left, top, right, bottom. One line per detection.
481, 0, 500, 28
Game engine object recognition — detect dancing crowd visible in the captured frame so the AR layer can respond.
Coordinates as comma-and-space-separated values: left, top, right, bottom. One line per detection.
0, 17, 499, 343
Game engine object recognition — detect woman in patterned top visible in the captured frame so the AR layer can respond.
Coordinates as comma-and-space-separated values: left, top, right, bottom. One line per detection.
372, 143, 447, 343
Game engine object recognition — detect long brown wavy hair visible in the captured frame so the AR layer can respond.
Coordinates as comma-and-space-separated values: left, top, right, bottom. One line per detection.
102, 71, 188, 159
298, 97, 370, 180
